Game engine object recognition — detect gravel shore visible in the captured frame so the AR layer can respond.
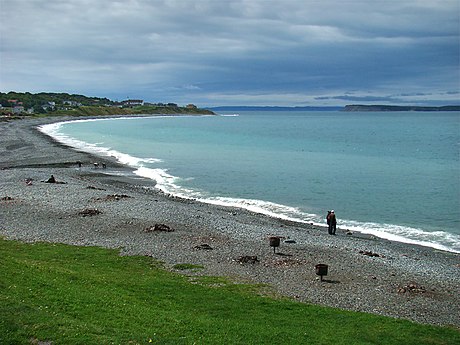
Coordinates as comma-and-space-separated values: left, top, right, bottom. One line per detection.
1, 116, 459, 327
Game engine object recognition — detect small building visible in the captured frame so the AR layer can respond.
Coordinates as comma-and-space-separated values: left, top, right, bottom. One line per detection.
13, 106, 24, 114
41, 102, 55, 111
122, 99, 144, 107
63, 100, 82, 107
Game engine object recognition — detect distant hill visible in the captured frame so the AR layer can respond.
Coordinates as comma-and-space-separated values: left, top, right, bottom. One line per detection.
0, 91, 213, 116
344, 104, 460, 112
0, 91, 113, 110
207, 106, 343, 112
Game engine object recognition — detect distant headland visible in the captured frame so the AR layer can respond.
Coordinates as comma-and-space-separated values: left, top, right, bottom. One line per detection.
207, 106, 343, 112
343, 104, 460, 112
208, 105, 460, 112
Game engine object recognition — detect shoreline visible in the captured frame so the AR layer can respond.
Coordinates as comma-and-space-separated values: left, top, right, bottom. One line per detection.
1, 116, 459, 327
38, 114, 459, 254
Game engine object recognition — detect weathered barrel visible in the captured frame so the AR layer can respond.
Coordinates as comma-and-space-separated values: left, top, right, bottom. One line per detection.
315, 264, 328, 281
269, 236, 280, 247
269, 236, 281, 253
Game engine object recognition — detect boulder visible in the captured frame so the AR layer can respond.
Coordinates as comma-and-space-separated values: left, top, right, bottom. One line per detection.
236, 255, 259, 264
78, 208, 102, 217
144, 223, 174, 232
194, 243, 213, 250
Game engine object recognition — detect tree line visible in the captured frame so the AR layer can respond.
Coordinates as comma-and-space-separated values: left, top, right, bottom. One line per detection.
0, 91, 113, 109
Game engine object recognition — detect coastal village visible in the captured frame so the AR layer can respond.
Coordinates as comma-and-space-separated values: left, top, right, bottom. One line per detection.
0, 91, 203, 118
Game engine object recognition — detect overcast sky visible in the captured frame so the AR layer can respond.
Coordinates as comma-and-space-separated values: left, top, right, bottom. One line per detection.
1, 0, 459, 106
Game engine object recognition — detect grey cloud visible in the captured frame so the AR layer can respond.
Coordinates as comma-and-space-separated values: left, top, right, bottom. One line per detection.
1, 0, 458, 106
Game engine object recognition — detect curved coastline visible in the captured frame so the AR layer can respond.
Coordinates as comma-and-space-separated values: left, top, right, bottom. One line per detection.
40, 115, 460, 254
1, 115, 459, 327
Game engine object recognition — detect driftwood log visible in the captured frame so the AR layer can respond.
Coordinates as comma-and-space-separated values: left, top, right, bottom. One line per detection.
144, 223, 174, 233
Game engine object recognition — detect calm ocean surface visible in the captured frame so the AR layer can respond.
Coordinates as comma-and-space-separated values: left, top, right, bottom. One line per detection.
40, 111, 460, 253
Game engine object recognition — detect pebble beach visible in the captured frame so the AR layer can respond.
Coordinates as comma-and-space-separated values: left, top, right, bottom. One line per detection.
1, 116, 459, 327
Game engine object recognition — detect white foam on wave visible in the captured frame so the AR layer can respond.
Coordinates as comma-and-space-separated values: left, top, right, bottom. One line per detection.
204, 196, 312, 221
134, 167, 313, 220
133, 167, 460, 253
38, 121, 162, 167
134, 166, 198, 197
338, 220, 460, 253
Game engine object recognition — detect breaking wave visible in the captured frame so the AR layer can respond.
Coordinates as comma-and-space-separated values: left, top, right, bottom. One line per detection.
38, 119, 162, 166
134, 165, 460, 253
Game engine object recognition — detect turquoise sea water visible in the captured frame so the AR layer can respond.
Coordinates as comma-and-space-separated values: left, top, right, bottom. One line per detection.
40, 111, 460, 252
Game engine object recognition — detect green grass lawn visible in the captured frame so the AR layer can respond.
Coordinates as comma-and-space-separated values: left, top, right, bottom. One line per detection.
0, 238, 458, 345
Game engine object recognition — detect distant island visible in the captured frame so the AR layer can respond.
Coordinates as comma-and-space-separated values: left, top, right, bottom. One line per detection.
0, 91, 214, 118
208, 106, 342, 112
343, 104, 460, 112
208, 105, 460, 112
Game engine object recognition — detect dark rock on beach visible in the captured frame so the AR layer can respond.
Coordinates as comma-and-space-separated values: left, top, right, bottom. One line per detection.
194, 243, 213, 250
236, 255, 259, 264
144, 223, 174, 232
94, 194, 132, 202
359, 250, 385, 258
78, 208, 102, 217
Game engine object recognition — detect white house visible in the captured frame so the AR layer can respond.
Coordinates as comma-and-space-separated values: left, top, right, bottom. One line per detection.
122, 99, 144, 107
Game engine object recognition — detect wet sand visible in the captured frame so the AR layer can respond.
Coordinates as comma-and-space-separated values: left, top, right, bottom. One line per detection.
1, 116, 459, 327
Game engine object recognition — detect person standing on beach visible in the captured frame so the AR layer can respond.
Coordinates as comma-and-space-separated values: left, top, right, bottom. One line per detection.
327, 210, 337, 235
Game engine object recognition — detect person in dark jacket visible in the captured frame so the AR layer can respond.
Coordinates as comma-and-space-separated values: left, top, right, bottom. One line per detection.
327, 210, 337, 235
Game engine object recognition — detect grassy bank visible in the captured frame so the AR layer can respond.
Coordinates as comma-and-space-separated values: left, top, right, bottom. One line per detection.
1, 238, 458, 344
1, 105, 214, 119
54, 105, 214, 116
